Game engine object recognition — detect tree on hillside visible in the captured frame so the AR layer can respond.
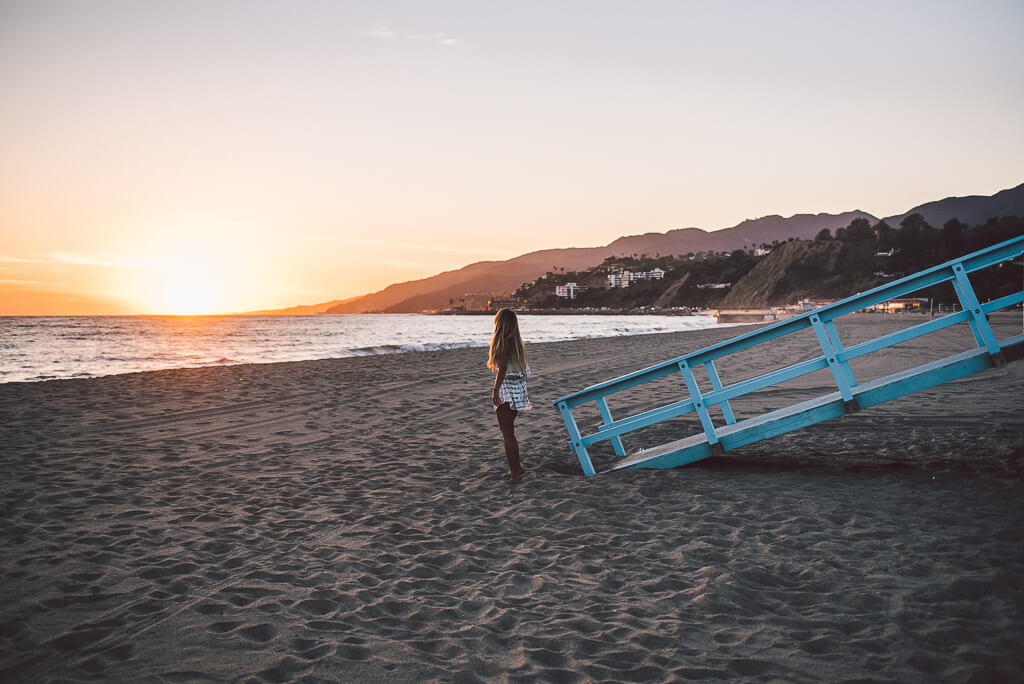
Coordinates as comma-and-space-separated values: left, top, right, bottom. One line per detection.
897, 213, 933, 247
967, 215, 1024, 252
892, 213, 939, 272
874, 221, 895, 251
843, 217, 874, 242
815, 228, 832, 241
942, 219, 966, 258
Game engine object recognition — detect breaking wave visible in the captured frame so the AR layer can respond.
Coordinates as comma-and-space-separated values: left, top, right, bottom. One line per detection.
1, 313, 724, 383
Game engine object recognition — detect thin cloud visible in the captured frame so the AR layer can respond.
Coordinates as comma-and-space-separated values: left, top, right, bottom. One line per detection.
409, 32, 458, 46
0, 255, 50, 264
362, 27, 458, 46
43, 252, 180, 269
4, 251, 207, 270
2, 252, 155, 268
0, 278, 65, 287
364, 26, 394, 38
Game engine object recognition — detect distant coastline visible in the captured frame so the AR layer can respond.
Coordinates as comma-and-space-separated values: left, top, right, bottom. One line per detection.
427, 307, 704, 316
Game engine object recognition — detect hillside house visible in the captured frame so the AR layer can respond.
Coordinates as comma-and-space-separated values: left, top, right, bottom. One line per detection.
608, 268, 666, 288
555, 282, 586, 299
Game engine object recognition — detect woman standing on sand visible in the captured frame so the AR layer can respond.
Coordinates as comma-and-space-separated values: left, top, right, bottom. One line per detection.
488, 308, 530, 481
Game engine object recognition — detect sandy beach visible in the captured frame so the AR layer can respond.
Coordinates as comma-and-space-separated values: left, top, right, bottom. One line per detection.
1, 314, 1023, 683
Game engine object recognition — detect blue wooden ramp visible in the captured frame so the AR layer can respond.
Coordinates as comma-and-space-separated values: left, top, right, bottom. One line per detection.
553, 236, 1024, 475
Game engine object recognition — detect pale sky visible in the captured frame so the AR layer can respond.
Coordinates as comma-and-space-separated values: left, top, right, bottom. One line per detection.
1, 0, 1022, 314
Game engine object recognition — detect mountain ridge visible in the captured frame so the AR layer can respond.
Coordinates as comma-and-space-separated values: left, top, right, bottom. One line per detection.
250, 182, 1022, 314
883, 182, 1024, 228
324, 211, 874, 314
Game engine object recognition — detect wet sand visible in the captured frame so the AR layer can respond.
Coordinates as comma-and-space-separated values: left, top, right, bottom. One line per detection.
1, 313, 1023, 682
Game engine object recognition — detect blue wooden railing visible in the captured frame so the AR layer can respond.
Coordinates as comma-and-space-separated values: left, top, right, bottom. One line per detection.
553, 235, 1024, 475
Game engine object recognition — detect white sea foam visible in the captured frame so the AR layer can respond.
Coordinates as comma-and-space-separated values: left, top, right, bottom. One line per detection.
0, 313, 724, 383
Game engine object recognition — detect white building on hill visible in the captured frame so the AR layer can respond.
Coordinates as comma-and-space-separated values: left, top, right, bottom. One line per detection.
555, 282, 586, 299
608, 268, 666, 288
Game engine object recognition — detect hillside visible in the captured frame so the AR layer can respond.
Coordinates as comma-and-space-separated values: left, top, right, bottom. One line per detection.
508, 214, 1023, 312
883, 182, 1024, 229
290, 182, 1024, 314
723, 214, 1024, 309
719, 240, 878, 308
325, 211, 872, 313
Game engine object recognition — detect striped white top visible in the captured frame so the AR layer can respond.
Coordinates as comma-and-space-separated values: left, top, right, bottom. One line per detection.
497, 367, 531, 411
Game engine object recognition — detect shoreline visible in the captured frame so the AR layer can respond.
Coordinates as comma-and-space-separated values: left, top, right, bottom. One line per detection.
5, 310, 1019, 387
0, 313, 731, 385
2, 315, 1023, 682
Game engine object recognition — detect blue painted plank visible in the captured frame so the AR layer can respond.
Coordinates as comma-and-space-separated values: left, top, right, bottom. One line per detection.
702, 357, 829, 406
838, 311, 970, 362
705, 360, 737, 424
582, 398, 696, 445
557, 402, 596, 476
678, 361, 720, 446
852, 344, 1014, 409
720, 397, 848, 452
557, 363, 681, 408
809, 314, 855, 403
610, 433, 712, 471
595, 396, 627, 456
982, 290, 1024, 313
615, 444, 714, 471
824, 319, 858, 394
952, 264, 1002, 355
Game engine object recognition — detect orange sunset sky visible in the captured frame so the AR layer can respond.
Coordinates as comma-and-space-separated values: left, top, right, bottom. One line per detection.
2, 1, 1022, 315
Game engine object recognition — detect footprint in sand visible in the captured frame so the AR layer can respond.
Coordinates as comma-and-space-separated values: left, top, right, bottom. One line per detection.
205, 620, 241, 634
236, 623, 277, 643
294, 598, 339, 616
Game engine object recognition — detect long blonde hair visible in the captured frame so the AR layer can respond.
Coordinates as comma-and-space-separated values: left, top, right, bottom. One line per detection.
488, 308, 527, 372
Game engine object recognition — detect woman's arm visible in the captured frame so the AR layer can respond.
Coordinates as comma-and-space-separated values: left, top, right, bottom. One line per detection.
492, 351, 507, 407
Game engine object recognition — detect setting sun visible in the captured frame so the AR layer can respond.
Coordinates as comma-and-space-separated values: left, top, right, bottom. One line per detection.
137, 266, 228, 315
158, 273, 222, 315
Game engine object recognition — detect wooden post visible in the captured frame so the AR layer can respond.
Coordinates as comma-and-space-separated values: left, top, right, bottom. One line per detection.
824, 318, 858, 406
558, 402, 596, 475
678, 360, 721, 449
810, 315, 859, 412
952, 263, 1004, 364
595, 396, 627, 456
705, 359, 736, 425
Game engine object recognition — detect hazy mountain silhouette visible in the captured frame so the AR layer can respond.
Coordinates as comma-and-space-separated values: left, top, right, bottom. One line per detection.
323, 212, 874, 313
884, 182, 1024, 228
254, 182, 1022, 315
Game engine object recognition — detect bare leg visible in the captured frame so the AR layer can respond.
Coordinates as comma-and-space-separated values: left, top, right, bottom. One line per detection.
495, 402, 523, 479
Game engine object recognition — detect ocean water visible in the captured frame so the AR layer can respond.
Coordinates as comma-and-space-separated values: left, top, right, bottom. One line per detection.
0, 314, 726, 383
